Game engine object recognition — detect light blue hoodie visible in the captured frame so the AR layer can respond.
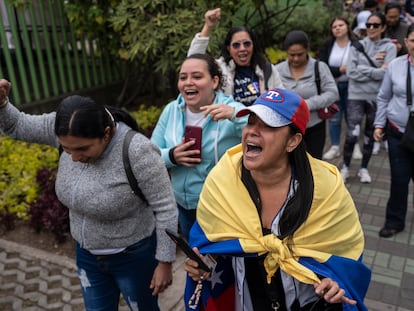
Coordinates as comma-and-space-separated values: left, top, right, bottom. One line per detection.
151, 91, 247, 210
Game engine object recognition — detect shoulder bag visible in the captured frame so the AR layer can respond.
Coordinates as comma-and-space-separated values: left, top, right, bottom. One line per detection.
399, 61, 414, 153
315, 60, 339, 120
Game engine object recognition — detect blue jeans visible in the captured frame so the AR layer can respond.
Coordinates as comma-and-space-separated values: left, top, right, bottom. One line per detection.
177, 204, 196, 241
76, 232, 159, 311
328, 81, 348, 146
383, 132, 414, 230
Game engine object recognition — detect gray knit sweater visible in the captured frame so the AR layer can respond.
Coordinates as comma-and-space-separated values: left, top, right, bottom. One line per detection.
0, 103, 178, 262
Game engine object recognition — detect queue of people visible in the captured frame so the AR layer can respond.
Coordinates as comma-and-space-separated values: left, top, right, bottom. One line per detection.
2, 2, 414, 310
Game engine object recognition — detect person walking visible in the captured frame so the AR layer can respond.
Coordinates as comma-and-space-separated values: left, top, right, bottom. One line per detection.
374, 24, 414, 238
276, 30, 339, 159
318, 16, 358, 161
340, 12, 397, 184
184, 88, 371, 311
187, 8, 284, 106
150, 53, 247, 240
0, 79, 178, 311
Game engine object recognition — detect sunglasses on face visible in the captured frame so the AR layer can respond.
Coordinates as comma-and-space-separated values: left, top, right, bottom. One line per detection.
366, 23, 382, 29
231, 40, 252, 49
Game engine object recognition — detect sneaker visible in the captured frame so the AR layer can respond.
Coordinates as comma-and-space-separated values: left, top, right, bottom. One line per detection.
340, 165, 349, 182
323, 145, 340, 160
352, 144, 362, 159
358, 168, 371, 183
372, 141, 380, 155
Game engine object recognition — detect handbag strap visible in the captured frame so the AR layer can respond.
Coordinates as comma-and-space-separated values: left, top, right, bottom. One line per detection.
407, 60, 412, 107
314, 60, 321, 95
351, 40, 378, 68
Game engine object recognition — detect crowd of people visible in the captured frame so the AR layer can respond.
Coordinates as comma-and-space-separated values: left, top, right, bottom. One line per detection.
1, 1, 413, 310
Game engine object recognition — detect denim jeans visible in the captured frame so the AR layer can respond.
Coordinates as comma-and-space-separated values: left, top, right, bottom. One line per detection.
328, 81, 348, 146
383, 132, 414, 230
177, 204, 197, 241
76, 232, 159, 311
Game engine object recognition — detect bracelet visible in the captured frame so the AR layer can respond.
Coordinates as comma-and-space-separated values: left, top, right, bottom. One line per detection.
0, 96, 9, 108
169, 147, 177, 165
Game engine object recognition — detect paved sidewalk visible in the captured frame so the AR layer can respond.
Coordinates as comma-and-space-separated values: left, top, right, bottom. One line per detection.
0, 145, 413, 310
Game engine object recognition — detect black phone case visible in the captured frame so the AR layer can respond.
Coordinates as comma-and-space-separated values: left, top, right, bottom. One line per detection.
165, 229, 211, 272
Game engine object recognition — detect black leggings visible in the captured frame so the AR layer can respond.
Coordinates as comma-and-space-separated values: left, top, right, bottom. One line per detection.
343, 99, 376, 168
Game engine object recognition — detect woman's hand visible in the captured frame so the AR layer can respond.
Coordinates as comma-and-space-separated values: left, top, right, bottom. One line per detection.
0, 79, 11, 106
314, 278, 357, 305
172, 141, 202, 166
373, 128, 384, 142
200, 8, 221, 37
150, 262, 173, 296
184, 247, 211, 281
200, 104, 234, 121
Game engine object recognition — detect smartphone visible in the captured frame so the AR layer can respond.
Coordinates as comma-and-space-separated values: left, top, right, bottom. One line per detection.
184, 125, 202, 158
165, 229, 211, 272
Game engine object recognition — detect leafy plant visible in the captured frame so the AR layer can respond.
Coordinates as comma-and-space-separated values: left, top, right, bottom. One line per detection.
28, 168, 70, 243
130, 104, 164, 137
0, 136, 59, 221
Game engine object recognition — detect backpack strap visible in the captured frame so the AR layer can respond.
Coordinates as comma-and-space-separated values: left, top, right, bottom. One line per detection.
314, 60, 321, 95
264, 61, 272, 91
123, 130, 147, 204
351, 40, 377, 68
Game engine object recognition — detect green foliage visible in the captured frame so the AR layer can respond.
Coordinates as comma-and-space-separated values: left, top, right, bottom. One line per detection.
270, 1, 332, 52
0, 136, 59, 219
130, 104, 164, 137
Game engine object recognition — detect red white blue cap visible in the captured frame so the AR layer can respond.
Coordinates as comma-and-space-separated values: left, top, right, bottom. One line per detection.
236, 88, 310, 134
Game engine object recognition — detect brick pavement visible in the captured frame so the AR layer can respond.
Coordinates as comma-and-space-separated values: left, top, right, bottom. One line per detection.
1, 145, 413, 310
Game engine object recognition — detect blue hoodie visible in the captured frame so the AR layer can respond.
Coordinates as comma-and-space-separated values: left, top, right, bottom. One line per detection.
151, 91, 247, 210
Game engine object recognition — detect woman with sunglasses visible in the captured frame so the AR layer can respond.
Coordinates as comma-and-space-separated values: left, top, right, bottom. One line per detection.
187, 8, 283, 106
340, 12, 397, 184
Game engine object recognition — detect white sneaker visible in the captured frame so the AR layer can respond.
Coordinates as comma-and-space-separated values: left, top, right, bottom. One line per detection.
358, 168, 372, 183
340, 165, 349, 182
372, 142, 380, 155
323, 145, 340, 160
352, 144, 362, 159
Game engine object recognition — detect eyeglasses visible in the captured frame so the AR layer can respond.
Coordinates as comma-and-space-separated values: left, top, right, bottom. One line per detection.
366, 23, 381, 29
231, 40, 252, 49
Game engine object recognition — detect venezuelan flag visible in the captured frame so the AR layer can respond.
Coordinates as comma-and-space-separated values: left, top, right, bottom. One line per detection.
185, 144, 371, 311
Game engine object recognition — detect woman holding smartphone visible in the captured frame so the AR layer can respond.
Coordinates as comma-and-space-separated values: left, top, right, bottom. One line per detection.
151, 53, 247, 239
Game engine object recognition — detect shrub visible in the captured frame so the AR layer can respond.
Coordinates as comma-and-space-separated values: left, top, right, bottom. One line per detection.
130, 104, 164, 137
28, 167, 70, 243
0, 136, 59, 222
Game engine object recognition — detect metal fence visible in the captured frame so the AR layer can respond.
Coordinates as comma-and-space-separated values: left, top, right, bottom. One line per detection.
0, 0, 123, 107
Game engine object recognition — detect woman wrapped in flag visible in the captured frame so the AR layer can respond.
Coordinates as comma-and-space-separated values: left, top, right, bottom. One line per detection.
184, 88, 371, 310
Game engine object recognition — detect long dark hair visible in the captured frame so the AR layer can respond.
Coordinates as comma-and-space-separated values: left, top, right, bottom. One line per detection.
367, 12, 387, 38
329, 16, 357, 41
278, 125, 314, 240
55, 95, 139, 138
221, 26, 268, 71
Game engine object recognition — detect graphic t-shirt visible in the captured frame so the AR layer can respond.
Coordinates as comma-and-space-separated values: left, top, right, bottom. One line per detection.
233, 66, 259, 106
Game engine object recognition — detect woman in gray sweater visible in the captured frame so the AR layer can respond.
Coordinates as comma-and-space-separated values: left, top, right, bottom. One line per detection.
0, 80, 178, 311
340, 12, 397, 184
